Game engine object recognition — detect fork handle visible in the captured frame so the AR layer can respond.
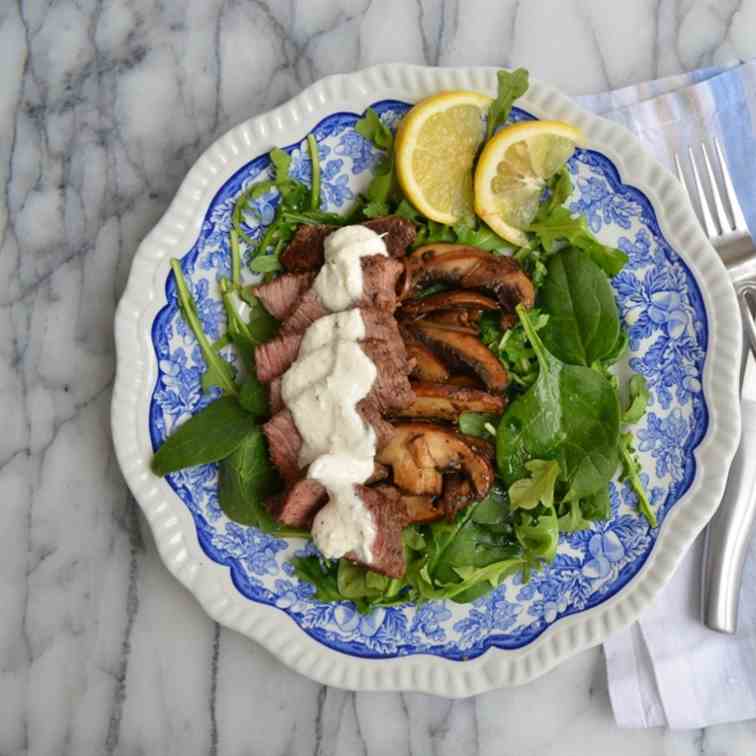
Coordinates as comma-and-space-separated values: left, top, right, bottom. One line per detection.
702, 288, 756, 633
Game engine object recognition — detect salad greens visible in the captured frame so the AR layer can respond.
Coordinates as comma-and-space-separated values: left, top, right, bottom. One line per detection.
152, 67, 657, 613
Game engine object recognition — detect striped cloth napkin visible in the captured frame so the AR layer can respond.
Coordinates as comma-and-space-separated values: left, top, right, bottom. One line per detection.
570, 60, 756, 729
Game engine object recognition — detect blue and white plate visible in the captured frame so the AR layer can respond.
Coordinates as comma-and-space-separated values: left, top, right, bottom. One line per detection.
113, 65, 741, 695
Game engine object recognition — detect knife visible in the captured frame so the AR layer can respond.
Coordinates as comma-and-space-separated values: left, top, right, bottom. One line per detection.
702, 285, 756, 633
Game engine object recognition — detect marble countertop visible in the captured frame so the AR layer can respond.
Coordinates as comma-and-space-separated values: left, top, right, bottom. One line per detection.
4, 1, 756, 754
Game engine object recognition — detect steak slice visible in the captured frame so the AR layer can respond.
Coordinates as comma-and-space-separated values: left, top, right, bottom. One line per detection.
252, 272, 314, 320
280, 216, 417, 272
345, 485, 409, 578
262, 409, 303, 483
268, 377, 283, 414
268, 478, 327, 529
255, 309, 404, 383
281, 256, 404, 333
262, 402, 395, 482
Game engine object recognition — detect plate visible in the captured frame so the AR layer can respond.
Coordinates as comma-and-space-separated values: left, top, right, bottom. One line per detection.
112, 65, 741, 695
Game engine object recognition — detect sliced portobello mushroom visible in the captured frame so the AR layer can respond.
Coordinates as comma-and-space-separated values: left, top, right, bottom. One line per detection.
395, 382, 506, 422
376, 422, 494, 505
402, 244, 535, 311
400, 290, 499, 319
400, 325, 451, 382
410, 320, 509, 392
401, 494, 444, 523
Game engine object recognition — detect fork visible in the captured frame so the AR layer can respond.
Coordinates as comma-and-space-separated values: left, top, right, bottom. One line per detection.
675, 138, 756, 633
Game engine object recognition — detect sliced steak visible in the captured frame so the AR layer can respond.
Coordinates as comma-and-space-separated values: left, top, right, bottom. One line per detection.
280, 217, 417, 272
268, 377, 283, 414
256, 309, 404, 383
345, 485, 409, 578
263, 401, 396, 482
281, 256, 404, 333
262, 409, 303, 483
252, 272, 314, 320
268, 478, 327, 529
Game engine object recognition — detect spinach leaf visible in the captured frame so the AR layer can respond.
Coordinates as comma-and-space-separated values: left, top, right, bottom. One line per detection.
217, 428, 286, 529
458, 411, 499, 439
509, 459, 560, 511
422, 487, 521, 602
171, 259, 237, 396
538, 247, 621, 366
239, 375, 268, 417
529, 207, 628, 276
152, 397, 253, 476
486, 68, 529, 140
292, 556, 343, 603
496, 305, 621, 503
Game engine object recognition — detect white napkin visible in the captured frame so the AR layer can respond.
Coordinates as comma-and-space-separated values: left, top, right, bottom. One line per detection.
570, 61, 756, 729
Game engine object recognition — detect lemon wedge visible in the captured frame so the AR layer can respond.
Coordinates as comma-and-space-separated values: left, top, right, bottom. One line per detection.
395, 91, 493, 224
474, 120, 582, 246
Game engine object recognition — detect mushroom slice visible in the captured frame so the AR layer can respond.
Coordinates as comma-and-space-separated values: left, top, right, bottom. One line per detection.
401, 325, 451, 382
411, 321, 509, 392
395, 382, 506, 421
422, 310, 480, 331
402, 495, 443, 524
400, 290, 499, 319
403, 244, 535, 311
376, 422, 494, 503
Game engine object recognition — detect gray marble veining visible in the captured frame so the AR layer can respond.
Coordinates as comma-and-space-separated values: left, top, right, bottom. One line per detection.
3, 1, 756, 754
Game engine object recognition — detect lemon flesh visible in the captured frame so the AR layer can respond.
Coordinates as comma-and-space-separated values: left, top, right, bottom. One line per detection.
396, 92, 492, 224
474, 121, 582, 246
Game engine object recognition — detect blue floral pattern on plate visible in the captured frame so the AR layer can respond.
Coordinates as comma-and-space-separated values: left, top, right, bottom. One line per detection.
148, 101, 708, 660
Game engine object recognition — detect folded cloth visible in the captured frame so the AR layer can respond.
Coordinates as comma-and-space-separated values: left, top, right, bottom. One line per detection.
569, 60, 756, 729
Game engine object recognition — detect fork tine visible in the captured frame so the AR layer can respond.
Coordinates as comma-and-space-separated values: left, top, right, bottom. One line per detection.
688, 145, 719, 238
714, 137, 749, 232
701, 142, 732, 233
674, 153, 688, 193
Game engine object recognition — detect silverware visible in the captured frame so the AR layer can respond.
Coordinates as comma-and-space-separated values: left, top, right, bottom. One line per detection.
675, 138, 756, 633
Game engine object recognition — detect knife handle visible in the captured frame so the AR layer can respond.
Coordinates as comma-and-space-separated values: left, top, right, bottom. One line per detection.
702, 287, 756, 633
702, 406, 756, 633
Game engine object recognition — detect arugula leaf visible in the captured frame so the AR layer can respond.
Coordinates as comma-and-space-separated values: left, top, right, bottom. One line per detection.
619, 432, 657, 527
509, 459, 560, 511
515, 506, 560, 562
170, 259, 237, 396
217, 428, 291, 531
496, 305, 621, 503
537, 168, 573, 219
152, 397, 254, 476
249, 255, 283, 274
458, 411, 499, 439
452, 216, 514, 253
622, 374, 650, 425
538, 247, 621, 366
486, 68, 529, 140
306, 134, 321, 210
479, 308, 549, 389
355, 108, 397, 207
362, 200, 390, 218
529, 207, 628, 276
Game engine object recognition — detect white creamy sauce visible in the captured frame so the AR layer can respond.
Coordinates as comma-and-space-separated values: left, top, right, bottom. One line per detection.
281, 225, 389, 562
313, 224, 388, 311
